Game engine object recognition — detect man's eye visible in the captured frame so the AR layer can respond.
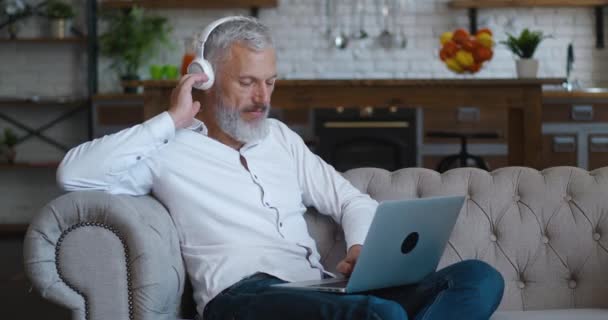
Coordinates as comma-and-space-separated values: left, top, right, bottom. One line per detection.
266, 81, 275, 86
240, 81, 253, 86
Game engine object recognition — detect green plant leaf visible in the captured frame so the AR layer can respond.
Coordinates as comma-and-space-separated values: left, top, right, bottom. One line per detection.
44, 0, 75, 19
99, 7, 172, 77
500, 28, 551, 59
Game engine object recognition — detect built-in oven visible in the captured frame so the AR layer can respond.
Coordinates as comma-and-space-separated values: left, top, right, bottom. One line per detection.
313, 106, 416, 172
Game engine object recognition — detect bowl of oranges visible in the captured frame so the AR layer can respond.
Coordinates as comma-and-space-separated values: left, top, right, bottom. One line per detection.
439, 28, 494, 74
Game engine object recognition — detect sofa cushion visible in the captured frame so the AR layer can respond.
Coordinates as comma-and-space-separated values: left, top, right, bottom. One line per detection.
338, 167, 608, 311
492, 309, 608, 320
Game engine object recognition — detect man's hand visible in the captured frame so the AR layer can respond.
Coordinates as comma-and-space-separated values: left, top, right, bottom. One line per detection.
336, 245, 362, 277
168, 73, 208, 129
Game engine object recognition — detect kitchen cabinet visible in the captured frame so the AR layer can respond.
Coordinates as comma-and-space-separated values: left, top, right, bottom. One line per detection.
541, 91, 608, 169
137, 78, 563, 169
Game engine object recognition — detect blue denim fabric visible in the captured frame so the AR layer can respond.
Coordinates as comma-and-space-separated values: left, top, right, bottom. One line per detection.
203, 260, 504, 320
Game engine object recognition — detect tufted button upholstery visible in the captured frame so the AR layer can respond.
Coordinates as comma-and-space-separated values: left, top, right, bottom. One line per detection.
569, 280, 578, 289
335, 166, 608, 311
542, 235, 550, 244
518, 281, 526, 289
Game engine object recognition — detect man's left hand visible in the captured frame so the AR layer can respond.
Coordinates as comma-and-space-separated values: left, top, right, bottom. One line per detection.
336, 245, 362, 277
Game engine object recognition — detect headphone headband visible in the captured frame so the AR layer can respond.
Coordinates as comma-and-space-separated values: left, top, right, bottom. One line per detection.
198, 16, 249, 58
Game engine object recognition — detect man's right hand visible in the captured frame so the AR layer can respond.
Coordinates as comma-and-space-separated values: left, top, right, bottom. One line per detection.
168, 73, 208, 129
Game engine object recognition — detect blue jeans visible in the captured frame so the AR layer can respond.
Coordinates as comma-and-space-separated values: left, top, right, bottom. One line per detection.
203, 260, 504, 320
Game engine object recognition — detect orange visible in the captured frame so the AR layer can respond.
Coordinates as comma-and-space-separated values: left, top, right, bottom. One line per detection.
442, 41, 459, 57
473, 46, 493, 62
467, 62, 482, 73
453, 28, 470, 45
461, 39, 475, 52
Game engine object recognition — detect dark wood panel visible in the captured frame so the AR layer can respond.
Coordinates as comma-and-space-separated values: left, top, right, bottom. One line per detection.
97, 105, 144, 126
423, 107, 507, 144
541, 134, 578, 168
100, 0, 278, 9
543, 103, 608, 122
589, 135, 608, 170
422, 155, 509, 171
449, 0, 608, 8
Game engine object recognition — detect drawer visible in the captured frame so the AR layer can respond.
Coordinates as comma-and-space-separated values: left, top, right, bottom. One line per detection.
423, 107, 506, 144
589, 135, 608, 170
540, 134, 578, 168
543, 103, 608, 122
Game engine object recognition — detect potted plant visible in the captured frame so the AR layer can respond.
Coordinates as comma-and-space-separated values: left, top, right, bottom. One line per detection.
0, 0, 32, 39
501, 28, 551, 78
99, 7, 171, 93
0, 128, 18, 164
43, 0, 76, 39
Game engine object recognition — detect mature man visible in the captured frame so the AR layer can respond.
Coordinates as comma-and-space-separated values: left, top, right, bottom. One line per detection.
57, 16, 504, 319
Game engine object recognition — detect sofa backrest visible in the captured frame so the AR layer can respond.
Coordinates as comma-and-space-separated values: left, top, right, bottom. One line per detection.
305, 166, 608, 311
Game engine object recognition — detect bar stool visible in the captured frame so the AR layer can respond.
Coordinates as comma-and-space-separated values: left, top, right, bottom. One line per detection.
427, 131, 499, 173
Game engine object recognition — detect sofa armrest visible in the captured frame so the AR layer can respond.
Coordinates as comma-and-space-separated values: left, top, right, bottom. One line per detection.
23, 191, 189, 320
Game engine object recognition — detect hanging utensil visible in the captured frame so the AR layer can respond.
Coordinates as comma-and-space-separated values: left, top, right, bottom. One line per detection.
397, 0, 408, 48
325, 0, 348, 49
333, 0, 349, 49
353, 0, 368, 40
377, 0, 395, 49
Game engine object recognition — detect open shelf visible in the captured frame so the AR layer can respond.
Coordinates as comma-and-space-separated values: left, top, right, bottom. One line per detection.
0, 97, 88, 108
0, 37, 87, 43
100, 0, 278, 9
448, 0, 608, 49
449, 0, 608, 8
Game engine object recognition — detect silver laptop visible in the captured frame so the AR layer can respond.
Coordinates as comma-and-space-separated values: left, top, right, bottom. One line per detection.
272, 195, 465, 293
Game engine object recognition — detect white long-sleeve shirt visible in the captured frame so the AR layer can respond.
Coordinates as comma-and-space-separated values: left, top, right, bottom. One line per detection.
57, 111, 378, 315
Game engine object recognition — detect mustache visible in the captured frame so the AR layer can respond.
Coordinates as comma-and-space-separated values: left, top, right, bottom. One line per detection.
242, 105, 270, 113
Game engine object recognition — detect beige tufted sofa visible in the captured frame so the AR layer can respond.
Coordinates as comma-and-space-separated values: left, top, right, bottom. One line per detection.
24, 166, 608, 320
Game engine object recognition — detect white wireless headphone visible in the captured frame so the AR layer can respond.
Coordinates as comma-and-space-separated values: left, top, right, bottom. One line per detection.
187, 16, 249, 90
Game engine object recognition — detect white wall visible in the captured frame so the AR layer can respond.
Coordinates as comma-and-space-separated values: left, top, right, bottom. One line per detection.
1, 0, 608, 223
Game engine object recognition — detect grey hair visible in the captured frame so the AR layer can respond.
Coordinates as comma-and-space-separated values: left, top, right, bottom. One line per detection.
202, 16, 274, 75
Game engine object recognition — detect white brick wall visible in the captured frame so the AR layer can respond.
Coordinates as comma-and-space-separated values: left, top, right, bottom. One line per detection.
3, 0, 607, 95
2, 0, 608, 223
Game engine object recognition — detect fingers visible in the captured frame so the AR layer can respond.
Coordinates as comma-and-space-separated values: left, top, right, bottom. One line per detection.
336, 260, 353, 275
193, 101, 201, 114
178, 73, 208, 92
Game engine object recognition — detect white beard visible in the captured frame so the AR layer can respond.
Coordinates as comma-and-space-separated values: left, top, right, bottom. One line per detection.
214, 100, 270, 144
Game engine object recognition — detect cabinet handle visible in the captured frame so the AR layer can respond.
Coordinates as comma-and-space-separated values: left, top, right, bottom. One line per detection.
457, 107, 480, 122
553, 136, 576, 153
571, 105, 594, 121
590, 136, 608, 152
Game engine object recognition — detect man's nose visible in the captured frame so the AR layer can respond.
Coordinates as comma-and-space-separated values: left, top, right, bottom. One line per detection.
253, 83, 271, 105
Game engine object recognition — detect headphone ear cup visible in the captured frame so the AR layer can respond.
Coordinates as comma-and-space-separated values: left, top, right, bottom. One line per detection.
187, 59, 215, 90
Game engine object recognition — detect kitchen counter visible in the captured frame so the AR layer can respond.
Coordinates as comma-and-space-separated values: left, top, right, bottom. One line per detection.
136, 78, 564, 169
